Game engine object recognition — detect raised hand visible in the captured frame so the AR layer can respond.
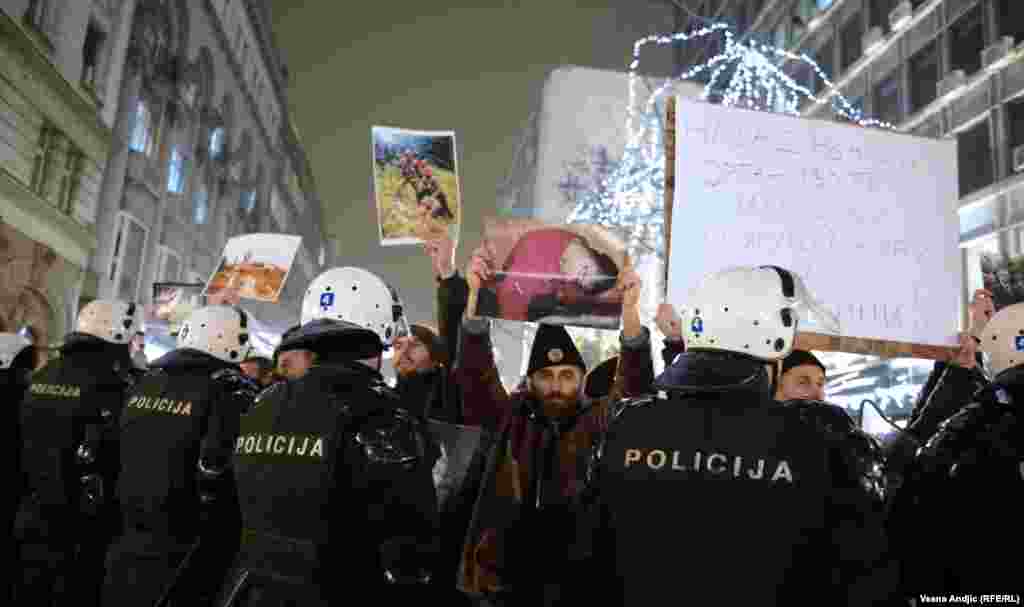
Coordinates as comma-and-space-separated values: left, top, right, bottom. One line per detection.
655, 303, 683, 341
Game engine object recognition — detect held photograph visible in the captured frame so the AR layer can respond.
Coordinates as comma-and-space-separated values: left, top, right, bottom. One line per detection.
472, 218, 629, 330
372, 125, 462, 245
203, 233, 302, 303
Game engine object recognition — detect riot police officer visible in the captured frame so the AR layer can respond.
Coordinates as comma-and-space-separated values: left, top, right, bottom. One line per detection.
2, 333, 36, 601
216, 267, 440, 606
577, 266, 901, 606
15, 299, 140, 607
102, 305, 259, 606
893, 302, 1024, 595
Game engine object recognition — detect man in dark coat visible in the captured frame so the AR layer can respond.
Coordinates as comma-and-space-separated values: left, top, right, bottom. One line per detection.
454, 246, 655, 606
16, 300, 141, 607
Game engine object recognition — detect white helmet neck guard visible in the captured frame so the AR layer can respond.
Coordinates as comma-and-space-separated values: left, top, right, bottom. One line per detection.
0, 333, 33, 370
979, 302, 1024, 377
177, 305, 252, 363
77, 299, 141, 345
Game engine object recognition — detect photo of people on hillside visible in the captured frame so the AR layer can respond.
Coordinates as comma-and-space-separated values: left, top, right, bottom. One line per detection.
372, 126, 461, 245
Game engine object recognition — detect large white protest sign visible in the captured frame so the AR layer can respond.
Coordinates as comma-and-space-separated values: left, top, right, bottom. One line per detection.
668, 98, 961, 347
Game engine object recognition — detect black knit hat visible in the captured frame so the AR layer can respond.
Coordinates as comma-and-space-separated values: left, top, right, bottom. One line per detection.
583, 356, 618, 400
527, 324, 586, 376
781, 349, 826, 377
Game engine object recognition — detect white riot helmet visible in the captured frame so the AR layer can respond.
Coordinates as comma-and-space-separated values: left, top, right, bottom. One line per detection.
0, 333, 33, 370
77, 299, 141, 345
978, 302, 1024, 376
177, 305, 252, 363
301, 267, 409, 350
678, 265, 839, 362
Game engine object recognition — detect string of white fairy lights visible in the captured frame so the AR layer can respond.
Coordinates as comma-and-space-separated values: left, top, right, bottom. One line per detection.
568, 23, 893, 234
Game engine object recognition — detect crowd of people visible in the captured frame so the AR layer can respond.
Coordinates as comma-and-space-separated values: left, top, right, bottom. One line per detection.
397, 150, 455, 223
2, 229, 1021, 606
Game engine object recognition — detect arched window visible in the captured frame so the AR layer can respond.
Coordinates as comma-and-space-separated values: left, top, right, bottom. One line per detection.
167, 145, 186, 193
241, 189, 256, 213
193, 186, 209, 224
129, 101, 152, 154
209, 127, 225, 160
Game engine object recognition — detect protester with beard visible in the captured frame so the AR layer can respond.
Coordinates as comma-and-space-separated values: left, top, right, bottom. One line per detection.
891, 301, 1024, 596
392, 324, 461, 422
454, 243, 653, 606
2, 333, 36, 601
574, 266, 901, 606
216, 267, 440, 605
15, 300, 141, 607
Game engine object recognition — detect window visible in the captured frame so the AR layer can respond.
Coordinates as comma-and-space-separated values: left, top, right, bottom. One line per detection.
81, 20, 106, 88
193, 187, 209, 224
908, 40, 939, 113
957, 120, 994, 197
840, 13, 864, 72
796, 0, 816, 24
1007, 98, 1024, 160
109, 213, 148, 302
873, 71, 901, 125
949, 5, 984, 76
814, 39, 835, 93
167, 145, 185, 193
129, 101, 152, 154
241, 189, 256, 213
871, 0, 898, 33
158, 246, 181, 282
997, 0, 1024, 45
24, 0, 48, 31
209, 127, 225, 159
774, 22, 788, 48
838, 96, 864, 123
817, 0, 834, 9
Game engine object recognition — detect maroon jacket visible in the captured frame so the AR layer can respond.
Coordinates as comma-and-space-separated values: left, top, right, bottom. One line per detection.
455, 318, 655, 599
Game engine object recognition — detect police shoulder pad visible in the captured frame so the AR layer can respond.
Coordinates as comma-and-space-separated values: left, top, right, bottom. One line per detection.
354, 407, 425, 466
781, 399, 858, 436
920, 400, 992, 460
253, 381, 286, 407
609, 395, 657, 426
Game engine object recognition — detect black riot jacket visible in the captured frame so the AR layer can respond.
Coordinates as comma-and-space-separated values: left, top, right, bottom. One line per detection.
19, 334, 134, 519
232, 360, 440, 600
893, 365, 1024, 595
115, 347, 256, 538
575, 352, 901, 606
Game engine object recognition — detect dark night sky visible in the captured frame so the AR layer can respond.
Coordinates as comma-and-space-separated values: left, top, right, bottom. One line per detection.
270, 0, 679, 325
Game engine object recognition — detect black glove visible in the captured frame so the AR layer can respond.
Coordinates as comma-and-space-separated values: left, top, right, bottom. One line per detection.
211, 368, 260, 413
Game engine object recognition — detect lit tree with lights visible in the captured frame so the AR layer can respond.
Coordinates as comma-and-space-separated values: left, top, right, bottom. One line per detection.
562, 22, 892, 372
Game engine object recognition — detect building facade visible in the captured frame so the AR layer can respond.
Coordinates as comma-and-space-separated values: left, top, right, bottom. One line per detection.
681, 0, 1024, 425
0, 0, 327, 359
694, 0, 1024, 312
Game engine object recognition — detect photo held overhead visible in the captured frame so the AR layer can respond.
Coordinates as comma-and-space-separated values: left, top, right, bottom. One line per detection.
203, 233, 303, 304
665, 97, 962, 358
371, 126, 462, 246
470, 217, 630, 330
